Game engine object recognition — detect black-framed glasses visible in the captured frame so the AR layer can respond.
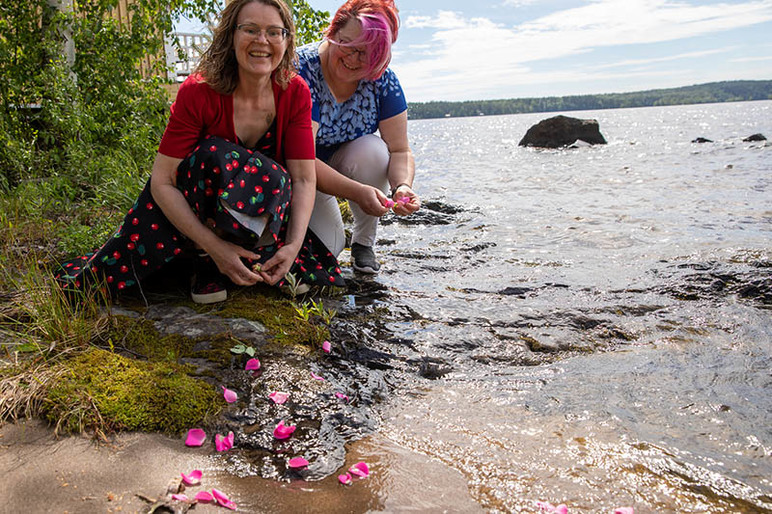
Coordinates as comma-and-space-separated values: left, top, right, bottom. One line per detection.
326, 38, 368, 62
236, 23, 289, 43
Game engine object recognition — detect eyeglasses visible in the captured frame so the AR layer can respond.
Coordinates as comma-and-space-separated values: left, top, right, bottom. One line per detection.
327, 39, 368, 62
236, 24, 289, 43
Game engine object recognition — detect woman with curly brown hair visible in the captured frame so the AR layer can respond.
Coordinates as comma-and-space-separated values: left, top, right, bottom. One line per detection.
57, 0, 344, 303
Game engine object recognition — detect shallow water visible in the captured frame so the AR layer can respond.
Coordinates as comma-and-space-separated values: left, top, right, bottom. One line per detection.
211, 101, 770, 512
362, 101, 772, 512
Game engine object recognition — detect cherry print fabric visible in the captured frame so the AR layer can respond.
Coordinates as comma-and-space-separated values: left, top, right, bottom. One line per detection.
56, 135, 344, 297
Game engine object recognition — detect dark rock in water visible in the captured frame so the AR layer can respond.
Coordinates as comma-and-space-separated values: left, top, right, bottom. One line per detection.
692, 137, 713, 143
743, 133, 767, 142
518, 115, 607, 148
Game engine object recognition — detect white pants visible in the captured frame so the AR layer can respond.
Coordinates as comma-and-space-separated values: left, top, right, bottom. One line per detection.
308, 134, 390, 257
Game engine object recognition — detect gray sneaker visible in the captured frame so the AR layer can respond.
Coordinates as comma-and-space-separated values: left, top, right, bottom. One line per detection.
351, 243, 381, 274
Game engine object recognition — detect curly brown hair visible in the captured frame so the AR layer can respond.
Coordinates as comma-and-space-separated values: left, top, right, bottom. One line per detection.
196, 0, 297, 93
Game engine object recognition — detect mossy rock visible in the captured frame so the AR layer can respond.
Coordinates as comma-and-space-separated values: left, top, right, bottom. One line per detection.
44, 348, 219, 435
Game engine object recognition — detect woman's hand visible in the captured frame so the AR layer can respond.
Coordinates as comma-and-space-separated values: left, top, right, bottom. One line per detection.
356, 185, 390, 217
256, 243, 299, 285
206, 239, 263, 286
391, 185, 421, 216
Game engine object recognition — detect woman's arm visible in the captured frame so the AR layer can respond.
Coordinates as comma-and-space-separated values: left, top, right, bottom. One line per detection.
149, 152, 262, 285
255, 158, 316, 285
312, 121, 390, 217
379, 111, 420, 215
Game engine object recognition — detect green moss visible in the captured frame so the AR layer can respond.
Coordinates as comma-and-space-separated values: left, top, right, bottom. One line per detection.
200, 286, 330, 347
106, 315, 191, 362
44, 348, 219, 435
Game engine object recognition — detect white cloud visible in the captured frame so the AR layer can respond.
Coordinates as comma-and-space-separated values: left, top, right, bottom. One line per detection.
396, 1, 772, 101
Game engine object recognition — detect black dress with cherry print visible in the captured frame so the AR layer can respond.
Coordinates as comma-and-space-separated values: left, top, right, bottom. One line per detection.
56, 128, 344, 297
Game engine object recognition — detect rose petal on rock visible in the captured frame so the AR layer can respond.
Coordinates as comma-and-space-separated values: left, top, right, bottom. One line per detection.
273, 420, 296, 440
180, 469, 202, 486
222, 386, 238, 403
349, 461, 369, 478
245, 358, 261, 371
195, 490, 214, 502
614, 509, 634, 514
322, 340, 331, 353
184, 428, 206, 447
338, 473, 353, 485
215, 431, 234, 452
288, 457, 309, 469
335, 392, 349, 402
269, 391, 290, 404
310, 371, 324, 381
212, 488, 237, 510
171, 493, 190, 502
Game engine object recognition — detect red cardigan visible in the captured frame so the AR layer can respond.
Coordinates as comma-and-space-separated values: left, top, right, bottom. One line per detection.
158, 73, 315, 164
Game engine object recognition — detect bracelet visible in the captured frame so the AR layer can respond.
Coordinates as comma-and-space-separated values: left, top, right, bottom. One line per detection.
390, 182, 412, 197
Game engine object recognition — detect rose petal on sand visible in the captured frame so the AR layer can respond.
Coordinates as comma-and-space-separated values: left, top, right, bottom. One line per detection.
273, 420, 297, 440
614, 509, 634, 514
184, 428, 206, 447
349, 461, 369, 478
212, 488, 237, 510
171, 493, 190, 502
288, 457, 309, 469
180, 469, 202, 486
335, 392, 349, 402
322, 340, 331, 353
269, 391, 290, 404
215, 431, 235, 452
338, 473, 353, 485
310, 371, 324, 381
222, 386, 238, 403
195, 491, 214, 502
536, 502, 568, 514
245, 358, 261, 372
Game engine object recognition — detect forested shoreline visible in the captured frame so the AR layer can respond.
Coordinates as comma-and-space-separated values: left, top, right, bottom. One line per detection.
407, 80, 772, 120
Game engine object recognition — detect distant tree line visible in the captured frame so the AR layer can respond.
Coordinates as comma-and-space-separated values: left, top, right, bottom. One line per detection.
407, 80, 772, 120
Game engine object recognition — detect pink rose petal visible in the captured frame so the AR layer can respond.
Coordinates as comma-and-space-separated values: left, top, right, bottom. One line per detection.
171, 493, 190, 502
335, 392, 350, 403
215, 431, 234, 452
269, 391, 290, 404
338, 473, 353, 485
322, 340, 331, 353
245, 358, 261, 372
614, 509, 634, 514
273, 420, 296, 440
383, 199, 395, 208
397, 197, 410, 204
184, 428, 206, 447
310, 371, 325, 381
222, 386, 238, 403
212, 488, 237, 510
288, 457, 309, 469
349, 461, 369, 478
195, 490, 214, 502
180, 469, 202, 486
536, 502, 568, 514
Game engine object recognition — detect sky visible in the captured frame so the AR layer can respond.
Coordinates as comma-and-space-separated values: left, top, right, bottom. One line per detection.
177, 0, 772, 102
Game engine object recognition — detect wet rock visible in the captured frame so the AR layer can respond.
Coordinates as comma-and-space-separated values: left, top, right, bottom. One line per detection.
519, 115, 607, 148
692, 137, 713, 143
743, 133, 766, 142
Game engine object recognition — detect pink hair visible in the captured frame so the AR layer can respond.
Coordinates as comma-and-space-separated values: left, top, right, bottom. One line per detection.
325, 0, 400, 80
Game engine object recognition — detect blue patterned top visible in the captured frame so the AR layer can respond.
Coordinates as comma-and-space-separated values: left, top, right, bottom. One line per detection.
296, 42, 407, 162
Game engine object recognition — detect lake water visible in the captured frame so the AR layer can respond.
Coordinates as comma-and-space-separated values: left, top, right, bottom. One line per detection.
347, 101, 771, 512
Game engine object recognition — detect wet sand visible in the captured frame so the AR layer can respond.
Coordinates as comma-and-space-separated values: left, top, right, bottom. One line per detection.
0, 419, 482, 513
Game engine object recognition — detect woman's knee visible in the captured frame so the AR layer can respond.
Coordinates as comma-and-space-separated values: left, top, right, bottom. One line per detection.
330, 134, 390, 186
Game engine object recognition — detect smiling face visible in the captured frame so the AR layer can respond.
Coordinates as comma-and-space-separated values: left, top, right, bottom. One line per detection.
327, 19, 371, 84
233, 2, 288, 81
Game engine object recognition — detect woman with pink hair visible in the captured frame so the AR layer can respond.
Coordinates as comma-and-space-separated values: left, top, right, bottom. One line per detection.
297, 0, 420, 274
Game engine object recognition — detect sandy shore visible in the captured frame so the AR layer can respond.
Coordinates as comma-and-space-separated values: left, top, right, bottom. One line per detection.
0, 419, 481, 513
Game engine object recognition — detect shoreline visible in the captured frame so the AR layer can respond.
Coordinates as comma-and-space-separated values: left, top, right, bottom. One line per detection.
0, 419, 481, 513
